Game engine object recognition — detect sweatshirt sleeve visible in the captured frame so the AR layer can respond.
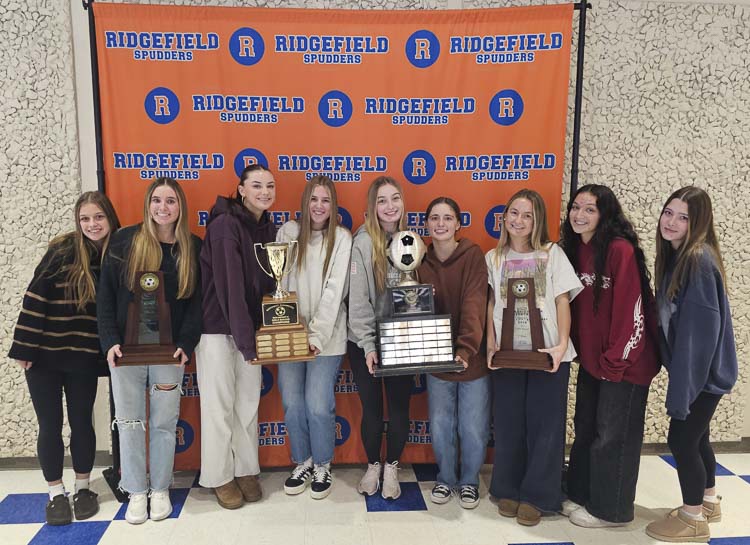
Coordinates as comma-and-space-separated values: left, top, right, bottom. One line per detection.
8, 252, 54, 362
599, 242, 647, 382
308, 230, 352, 351
174, 236, 203, 357
208, 225, 258, 361
96, 241, 124, 353
455, 246, 489, 363
664, 257, 722, 420
348, 237, 378, 355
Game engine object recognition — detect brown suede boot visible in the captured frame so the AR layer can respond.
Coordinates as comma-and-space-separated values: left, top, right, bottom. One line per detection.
517, 502, 542, 526
236, 475, 262, 503
214, 480, 243, 510
645, 510, 710, 543
702, 497, 721, 523
498, 498, 519, 518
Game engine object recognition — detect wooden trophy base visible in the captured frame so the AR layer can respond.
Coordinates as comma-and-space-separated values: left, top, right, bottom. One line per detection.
253, 323, 314, 364
491, 350, 552, 371
116, 344, 179, 366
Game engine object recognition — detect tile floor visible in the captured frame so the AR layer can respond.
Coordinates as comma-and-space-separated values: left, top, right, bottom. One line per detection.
1, 454, 750, 545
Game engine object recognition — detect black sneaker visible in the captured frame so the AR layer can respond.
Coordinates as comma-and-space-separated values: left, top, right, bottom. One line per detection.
430, 483, 453, 504
310, 465, 332, 500
46, 494, 72, 525
73, 489, 99, 520
459, 485, 480, 509
284, 463, 313, 495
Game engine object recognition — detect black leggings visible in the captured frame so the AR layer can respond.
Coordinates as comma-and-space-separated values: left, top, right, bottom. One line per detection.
347, 342, 412, 464
25, 367, 99, 482
667, 392, 722, 506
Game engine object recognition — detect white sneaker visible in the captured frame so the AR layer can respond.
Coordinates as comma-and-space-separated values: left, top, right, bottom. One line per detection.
125, 492, 148, 525
357, 462, 381, 496
569, 506, 628, 528
561, 499, 583, 517
381, 461, 401, 500
149, 489, 172, 521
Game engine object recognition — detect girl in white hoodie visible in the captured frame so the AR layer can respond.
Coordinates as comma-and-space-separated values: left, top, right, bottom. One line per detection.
276, 175, 352, 499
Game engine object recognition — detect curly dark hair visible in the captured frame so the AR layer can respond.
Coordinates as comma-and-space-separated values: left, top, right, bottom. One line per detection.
561, 184, 652, 313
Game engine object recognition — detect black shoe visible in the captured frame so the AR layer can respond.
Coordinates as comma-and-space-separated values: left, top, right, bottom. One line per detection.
46, 494, 72, 526
284, 463, 314, 495
310, 465, 332, 500
73, 489, 99, 520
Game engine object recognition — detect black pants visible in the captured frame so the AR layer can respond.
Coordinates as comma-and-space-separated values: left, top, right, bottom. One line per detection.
566, 367, 649, 522
25, 367, 99, 482
667, 391, 722, 506
347, 341, 412, 464
489, 364, 570, 512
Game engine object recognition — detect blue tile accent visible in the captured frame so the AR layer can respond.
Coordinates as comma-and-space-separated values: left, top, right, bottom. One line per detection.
659, 455, 733, 476
412, 463, 439, 482
29, 521, 110, 545
0, 493, 49, 524
365, 482, 427, 512
710, 538, 750, 544
740, 475, 750, 485
113, 488, 190, 521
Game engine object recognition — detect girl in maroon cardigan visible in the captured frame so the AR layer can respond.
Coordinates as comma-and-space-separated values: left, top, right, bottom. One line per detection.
561, 184, 659, 528
418, 197, 489, 509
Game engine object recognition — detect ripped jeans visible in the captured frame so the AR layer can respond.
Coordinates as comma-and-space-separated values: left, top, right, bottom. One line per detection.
110, 363, 184, 494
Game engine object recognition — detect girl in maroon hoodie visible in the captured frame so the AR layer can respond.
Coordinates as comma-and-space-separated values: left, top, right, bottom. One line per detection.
195, 164, 277, 509
561, 184, 659, 528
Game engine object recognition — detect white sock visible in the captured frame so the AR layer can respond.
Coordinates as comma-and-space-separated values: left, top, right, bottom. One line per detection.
301, 457, 313, 468
49, 483, 65, 500
703, 494, 719, 503
680, 508, 706, 521
75, 477, 90, 493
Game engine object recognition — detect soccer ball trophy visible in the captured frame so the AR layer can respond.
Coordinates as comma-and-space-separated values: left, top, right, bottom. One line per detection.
374, 231, 463, 377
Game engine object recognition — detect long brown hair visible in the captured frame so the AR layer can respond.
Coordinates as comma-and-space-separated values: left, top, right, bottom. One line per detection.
296, 175, 340, 278
365, 176, 406, 293
655, 186, 726, 299
126, 178, 197, 298
45, 192, 121, 310
493, 188, 550, 267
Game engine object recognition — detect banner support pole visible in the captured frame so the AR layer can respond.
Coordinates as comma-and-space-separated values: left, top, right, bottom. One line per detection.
82, 0, 106, 194
570, 1, 591, 198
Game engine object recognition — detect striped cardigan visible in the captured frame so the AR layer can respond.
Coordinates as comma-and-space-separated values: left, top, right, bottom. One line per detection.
9, 245, 106, 374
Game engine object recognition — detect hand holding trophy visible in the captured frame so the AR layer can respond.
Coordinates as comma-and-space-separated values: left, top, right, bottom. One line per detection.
252, 241, 314, 363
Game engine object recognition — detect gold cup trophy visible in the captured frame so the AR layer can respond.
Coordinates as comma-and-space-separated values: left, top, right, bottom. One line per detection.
252, 241, 314, 364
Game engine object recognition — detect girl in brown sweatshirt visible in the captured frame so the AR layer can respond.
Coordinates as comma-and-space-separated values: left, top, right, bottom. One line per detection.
417, 197, 489, 510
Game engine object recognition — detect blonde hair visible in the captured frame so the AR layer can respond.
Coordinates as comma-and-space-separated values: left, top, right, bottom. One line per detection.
45, 192, 121, 311
126, 177, 197, 298
655, 186, 726, 300
365, 176, 406, 293
493, 188, 550, 266
296, 175, 341, 279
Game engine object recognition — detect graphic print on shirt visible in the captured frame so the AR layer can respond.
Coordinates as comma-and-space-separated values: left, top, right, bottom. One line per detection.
578, 272, 611, 289
622, 294, 644, 360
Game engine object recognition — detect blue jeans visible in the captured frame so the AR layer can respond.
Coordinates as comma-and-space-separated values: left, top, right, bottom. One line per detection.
427, 374, 490, 487
277, 355, 343, 465
111, 363, 184, 494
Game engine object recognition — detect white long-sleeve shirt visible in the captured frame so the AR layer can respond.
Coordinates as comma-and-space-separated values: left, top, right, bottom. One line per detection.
277, 221, 352, 356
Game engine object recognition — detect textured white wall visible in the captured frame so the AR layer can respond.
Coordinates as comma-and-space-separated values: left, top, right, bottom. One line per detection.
1, 0, 748, 457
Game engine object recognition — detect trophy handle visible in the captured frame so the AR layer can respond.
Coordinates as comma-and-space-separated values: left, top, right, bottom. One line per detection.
283, 240, 298, 276
253, 243, 274, 279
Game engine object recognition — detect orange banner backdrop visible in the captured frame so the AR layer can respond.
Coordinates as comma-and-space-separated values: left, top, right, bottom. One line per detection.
94, 2, 574, 470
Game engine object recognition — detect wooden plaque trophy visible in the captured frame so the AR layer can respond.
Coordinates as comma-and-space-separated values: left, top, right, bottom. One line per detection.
490, 277, 552, 371
117, 271, 178, 366
252, 241, 314, 364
